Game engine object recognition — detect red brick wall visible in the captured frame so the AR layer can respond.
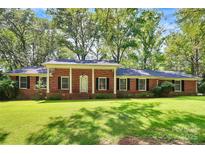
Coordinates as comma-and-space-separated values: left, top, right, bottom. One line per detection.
117, 78, 158, 94
159, 79, 197, 94
149, 79, 158, 90
49, 68, 70, 99
184, 80, 196, 94
9, 70, 197, 99
72, 69, 92, 93
10, 76, 46, 99
95, 69, 114, 93
48, 68, 114, 98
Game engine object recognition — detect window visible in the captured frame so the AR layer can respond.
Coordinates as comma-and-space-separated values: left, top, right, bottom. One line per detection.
119, 78, 127, 91
98, 77, 107, 90
19, 77, 27, 89
138, 79, 146, 91
38, 77, 47, 89
61, 76, 69, 90
174, 80, 181, 92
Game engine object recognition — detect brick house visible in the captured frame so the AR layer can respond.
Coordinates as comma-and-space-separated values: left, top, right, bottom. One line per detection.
8, 59, 199, 99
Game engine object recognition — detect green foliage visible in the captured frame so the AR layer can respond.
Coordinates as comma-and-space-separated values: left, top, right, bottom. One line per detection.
48, 8, 101, 60
95, 93, 113, 99
47, 94, 62, 100
34, 80, 45, 100
117, 91, 154, 98
165, 9, 205, 76
135, 92, 155, 98
0, 9, 59, 70
130, 10, 165, 69
152, 81, 174, 97
198, 82, 205, 94
116, 92, 135, 98
0, 76, 18, 100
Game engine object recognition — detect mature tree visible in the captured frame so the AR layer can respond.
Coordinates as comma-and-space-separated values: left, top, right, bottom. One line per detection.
28, 18, 60, 66
165, 9, 205, 75
129, 10, 165, 70
96, 8, 137, 63
0, 9, 36, 69
0, 9, 59, 70
48, 8, 101, 60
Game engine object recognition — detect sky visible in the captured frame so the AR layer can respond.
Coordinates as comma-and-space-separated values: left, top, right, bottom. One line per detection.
33, 8, 178, 35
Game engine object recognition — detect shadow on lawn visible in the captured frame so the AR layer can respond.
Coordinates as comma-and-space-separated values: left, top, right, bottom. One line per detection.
0, 129, 9, 144
26, 102, 205, 145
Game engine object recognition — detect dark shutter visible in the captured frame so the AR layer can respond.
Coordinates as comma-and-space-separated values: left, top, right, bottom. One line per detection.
117, 78, 119, 90
127, 78, 130, 90
136, 78, 138, 90
182, 80, 184, 91
172, 80, 175, 91
36, 77, 39, 85
96, 78, 98, 90
107, 78, 109, 90
146, 79, 149, 91
16, 76, 19, 88
27, 76, 30, 89
58, 77, 61, 89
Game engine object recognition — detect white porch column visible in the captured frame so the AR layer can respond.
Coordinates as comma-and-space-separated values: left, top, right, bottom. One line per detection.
46, 68, 50, 93
114, 68, 116, 94
70, 67, 72, 94
92, 68, 95, 94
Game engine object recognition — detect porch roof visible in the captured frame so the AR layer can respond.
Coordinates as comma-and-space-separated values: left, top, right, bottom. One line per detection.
42, 59, 120, 66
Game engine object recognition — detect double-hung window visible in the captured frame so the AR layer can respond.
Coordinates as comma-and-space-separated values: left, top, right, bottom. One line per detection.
98, 77, 107, 90
138, 79, 146, 91
61, 76, 70, 90
119, 78, 127, 91
19, 77, 27, 89
174, 80, 181, 92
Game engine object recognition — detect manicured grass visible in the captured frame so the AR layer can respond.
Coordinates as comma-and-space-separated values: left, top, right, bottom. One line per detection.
0, 96, 205, 144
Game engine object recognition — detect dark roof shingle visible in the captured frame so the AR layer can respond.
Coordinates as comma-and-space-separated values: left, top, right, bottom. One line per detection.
8, 66, 46, 74
43, 59, 120, 66
117, 68, 197, 78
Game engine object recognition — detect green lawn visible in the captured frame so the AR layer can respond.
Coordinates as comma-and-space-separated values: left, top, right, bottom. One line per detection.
0, 96, 205, 145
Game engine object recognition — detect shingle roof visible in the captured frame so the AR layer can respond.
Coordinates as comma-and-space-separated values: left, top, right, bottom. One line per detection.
8, 66, 198, 79
117, 68, 197, 79
8, 66, 47, 74
43, 59, 120, 66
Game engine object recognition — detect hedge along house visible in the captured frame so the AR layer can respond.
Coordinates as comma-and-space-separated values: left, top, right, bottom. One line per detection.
8, 59, 199, 99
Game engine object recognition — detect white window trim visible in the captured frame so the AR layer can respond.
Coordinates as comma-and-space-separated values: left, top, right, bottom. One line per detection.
119, 78, 127, 91
98, 77, 107, 90
174, 80, 182, 92
36, 77, 47, 89
138, 79, 147, 91
19, 76, 27, 89
61, 76, 70, 90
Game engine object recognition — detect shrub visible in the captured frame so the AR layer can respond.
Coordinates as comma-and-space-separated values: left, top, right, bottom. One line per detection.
47, 94, 62, 100
34, 80, 45, 100
117, 92, 135, 98
135, 91, 154, 98
0, 76, 18, 100
198, 82, 205, 94
117, 91, 154, 98
95, 93, 113, 99
152, 81, 174, 97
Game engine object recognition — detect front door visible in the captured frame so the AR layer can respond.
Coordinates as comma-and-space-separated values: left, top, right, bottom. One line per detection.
80, 75, 88, 93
